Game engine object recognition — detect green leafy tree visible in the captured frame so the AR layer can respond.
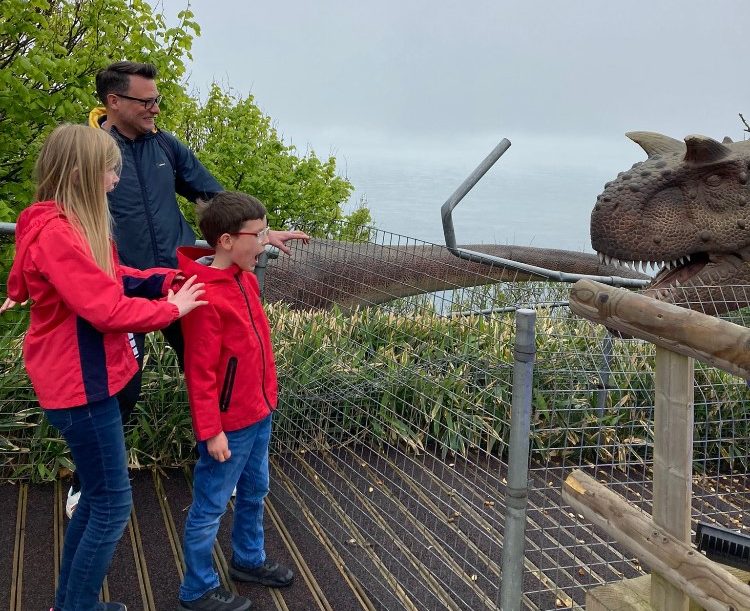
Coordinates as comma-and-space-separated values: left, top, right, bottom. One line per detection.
0, 0, 199, 220
0, 0, 369, 237
176, 84, 367, 234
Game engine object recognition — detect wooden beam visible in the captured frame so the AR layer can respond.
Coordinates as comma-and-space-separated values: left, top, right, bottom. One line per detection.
588, 571, 750, 611
562, 469, 750, 611
568, 279, 750, 379
587, 575, 654, 610
651, 348, 693, 610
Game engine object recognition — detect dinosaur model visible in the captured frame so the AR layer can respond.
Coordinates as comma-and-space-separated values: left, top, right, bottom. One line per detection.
591, 131, 750, 314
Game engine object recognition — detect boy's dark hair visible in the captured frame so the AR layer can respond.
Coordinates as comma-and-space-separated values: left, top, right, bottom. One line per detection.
200, 192, 267, 247
96, 61, 158, 104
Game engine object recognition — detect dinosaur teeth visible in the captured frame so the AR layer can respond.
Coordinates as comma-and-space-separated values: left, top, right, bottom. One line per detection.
598, 252, 605, 264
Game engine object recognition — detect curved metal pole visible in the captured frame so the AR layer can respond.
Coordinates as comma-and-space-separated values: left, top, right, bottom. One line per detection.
441, 139, 512, 251
440, 140, 650, 289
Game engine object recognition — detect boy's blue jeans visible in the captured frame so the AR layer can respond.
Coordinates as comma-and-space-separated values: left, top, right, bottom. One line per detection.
44, 397, 132, 611
180, 414, 272, 602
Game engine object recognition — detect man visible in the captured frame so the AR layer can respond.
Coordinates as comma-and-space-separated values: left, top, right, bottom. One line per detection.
57, 61, 308, 517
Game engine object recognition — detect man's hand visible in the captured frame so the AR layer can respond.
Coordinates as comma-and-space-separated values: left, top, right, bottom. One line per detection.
0, 297, 28, 314
206, 431, 231, 462
267, 229, 310, 255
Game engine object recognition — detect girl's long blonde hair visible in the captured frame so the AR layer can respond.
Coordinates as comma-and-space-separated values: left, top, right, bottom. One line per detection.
34, 124, 121, 277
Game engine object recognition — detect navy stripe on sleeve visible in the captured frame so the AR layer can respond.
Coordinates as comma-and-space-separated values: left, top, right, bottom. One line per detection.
122, 273, 166, 298
77, 317, 109, 402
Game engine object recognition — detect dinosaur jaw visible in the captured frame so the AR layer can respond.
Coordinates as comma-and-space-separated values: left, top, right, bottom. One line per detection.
643, 251, 750, 313
647, 252, 710, 298
595, 249, 746, 300
595, 251, 702, 276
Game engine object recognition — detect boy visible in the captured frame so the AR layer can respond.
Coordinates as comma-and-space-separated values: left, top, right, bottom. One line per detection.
176, 192, 294, 611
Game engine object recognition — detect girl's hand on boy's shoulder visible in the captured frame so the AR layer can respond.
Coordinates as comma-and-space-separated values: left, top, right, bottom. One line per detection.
207, 431, 231, 462
167, 275, 208, 317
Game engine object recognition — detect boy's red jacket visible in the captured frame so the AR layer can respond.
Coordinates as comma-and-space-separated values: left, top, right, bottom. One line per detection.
177, 246, 278, 441
7, 201, 180, 408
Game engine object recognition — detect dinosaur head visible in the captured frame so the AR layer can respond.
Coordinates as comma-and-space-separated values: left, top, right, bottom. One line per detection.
591, 131, 750, 309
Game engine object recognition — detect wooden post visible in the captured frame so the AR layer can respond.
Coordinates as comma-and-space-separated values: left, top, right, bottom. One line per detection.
565, 280, 750, 610
651, 347, 693, 610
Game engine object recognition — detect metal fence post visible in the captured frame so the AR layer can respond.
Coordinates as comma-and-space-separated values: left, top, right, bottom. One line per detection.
500, 308, 536, 610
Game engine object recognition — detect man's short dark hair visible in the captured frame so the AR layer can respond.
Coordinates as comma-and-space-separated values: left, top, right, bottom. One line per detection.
200, 192, 267, 247
96, 61, 158, 104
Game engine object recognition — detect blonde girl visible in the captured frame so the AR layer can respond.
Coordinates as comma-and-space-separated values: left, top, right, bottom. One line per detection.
4, 124, 206, 611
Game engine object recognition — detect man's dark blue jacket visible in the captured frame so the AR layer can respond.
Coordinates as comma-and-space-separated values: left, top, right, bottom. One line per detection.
90, 107, 223, 269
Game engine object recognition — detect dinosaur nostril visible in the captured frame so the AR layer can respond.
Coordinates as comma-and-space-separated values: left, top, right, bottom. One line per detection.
653, 236, 661, 244
739, 220, 747, 229
699, 231, 711, 242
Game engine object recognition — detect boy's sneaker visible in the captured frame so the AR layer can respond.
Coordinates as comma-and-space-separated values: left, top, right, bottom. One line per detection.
65, 486, 81, 519
178, 586, 251, 610
229, 558, 294, 588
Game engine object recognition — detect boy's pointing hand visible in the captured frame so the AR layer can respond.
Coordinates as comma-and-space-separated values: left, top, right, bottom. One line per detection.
207, 431, 231, 462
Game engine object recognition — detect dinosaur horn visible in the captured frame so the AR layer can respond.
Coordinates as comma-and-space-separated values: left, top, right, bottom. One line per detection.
626, 131, 685, 157
722, 136, 733, 144
683, 135, 731, 164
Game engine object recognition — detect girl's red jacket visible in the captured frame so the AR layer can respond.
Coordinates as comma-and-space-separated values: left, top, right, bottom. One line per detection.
7, 201, 180, 408
177, 246, 278, 442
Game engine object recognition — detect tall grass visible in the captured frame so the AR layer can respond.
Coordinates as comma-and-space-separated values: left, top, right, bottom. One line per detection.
0, 294, 748, 482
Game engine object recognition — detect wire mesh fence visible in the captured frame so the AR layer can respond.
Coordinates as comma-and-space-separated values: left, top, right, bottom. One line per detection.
1, 223, 749, 610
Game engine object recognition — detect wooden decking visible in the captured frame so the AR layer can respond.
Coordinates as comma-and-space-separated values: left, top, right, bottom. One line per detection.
1, 466, 374, 611
3, 446, 748, 610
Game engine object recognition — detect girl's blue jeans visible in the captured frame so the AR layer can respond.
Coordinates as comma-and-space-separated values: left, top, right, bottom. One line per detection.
179, 414, 272, 602
44, 396, 132, 611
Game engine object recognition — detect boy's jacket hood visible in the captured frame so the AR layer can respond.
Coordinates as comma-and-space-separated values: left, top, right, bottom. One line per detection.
177, 246, 245, 283
7, 201, 64, 302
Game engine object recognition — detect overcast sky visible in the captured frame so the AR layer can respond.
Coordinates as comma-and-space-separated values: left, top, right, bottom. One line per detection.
156, 1, 750, 248
161, 0, 750, 156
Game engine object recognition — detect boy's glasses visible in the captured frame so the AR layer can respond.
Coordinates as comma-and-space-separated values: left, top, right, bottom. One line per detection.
231, 227, 270, 243
115, 93, 163, 110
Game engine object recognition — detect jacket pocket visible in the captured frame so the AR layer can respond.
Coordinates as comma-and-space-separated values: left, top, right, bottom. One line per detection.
219, 356, 238, 412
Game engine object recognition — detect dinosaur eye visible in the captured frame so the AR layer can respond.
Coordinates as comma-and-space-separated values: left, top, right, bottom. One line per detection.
705, 174, 721, 187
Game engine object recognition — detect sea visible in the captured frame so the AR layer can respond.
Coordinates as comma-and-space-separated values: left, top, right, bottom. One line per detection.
328, 132, 645, 253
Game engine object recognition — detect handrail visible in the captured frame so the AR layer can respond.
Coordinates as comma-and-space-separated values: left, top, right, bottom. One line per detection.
569, 278, 750, 379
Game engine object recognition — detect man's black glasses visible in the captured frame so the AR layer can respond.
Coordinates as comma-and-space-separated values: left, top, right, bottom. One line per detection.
116, 93, 163, 110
